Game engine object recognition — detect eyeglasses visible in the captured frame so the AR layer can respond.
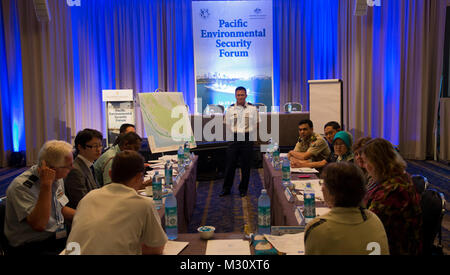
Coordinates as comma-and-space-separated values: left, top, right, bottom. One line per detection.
85, 144, 103, 150
51, 163, 73, 170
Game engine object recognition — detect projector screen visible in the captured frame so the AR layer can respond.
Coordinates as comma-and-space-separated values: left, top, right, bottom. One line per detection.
308, 79, 343, 135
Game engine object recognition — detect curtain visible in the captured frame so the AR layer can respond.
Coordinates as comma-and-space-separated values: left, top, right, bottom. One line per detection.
338, 0, 447, 159
0, 0, 195, 165
0, 0, 26, 166
16, 0, 75, 166
273, 0, 340, 109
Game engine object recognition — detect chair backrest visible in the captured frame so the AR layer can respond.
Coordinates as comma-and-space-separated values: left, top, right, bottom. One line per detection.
413, 176, 446, 255
254, 103, 267, 112
411, 174, 429, 194
204, 104, 224, 114
284, 102, 302, 112
0, 197, 9, 255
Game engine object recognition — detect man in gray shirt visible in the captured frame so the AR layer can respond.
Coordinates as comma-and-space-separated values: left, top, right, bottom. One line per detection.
5, 140, 76, 254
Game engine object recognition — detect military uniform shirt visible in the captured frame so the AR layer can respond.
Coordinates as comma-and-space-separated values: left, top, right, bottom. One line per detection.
5, 166, 68, 247
225, 102, 259, 136
305, 207, 390, 255
294, 133, 331, 162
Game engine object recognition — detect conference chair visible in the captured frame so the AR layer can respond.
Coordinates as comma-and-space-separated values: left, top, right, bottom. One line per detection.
0, 196, 10, 255
204, 104, 225, 114
412, 175, 446, 255
284, 102, 303, 112
254, 103, 267, 112
412, 174, 429, 194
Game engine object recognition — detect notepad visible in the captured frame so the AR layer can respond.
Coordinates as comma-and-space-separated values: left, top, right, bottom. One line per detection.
291, 168, 319, 173
264, 233, 305, 255
162, 241, 189, 255
205, 240, 251, 255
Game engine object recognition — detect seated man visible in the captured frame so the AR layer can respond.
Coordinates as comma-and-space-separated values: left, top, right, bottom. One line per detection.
324, 121, 341, 154
5, 140, 76, 255
66, 150, 168, 255
112, 123, 136, 146
288, 119, 330, 163
64, 129, 103, 209
94, 131, 142, 186
305, 162, 389, 255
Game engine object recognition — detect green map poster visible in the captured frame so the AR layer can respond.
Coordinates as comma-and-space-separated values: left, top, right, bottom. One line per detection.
138, 92, 196, 153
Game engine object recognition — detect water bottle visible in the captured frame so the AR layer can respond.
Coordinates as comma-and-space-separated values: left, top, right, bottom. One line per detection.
272, 143, 280, 169
164, 160, 173, 188
152, 172, 162, 210
266, 138, 273, 161
184, 142, 190, 166
282, 157, 290, 183
258, 189, 271, 235
287, 104, 292, 113
165, 189, 178, 240
304, 182, 316, 224
177, 146, 185, 175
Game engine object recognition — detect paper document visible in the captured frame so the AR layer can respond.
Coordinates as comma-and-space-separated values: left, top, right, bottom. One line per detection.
293, 180, 324, 201
316, 207, 331, 217
205, 240, 251, 255
162, 241, 189, 255
264, 233, 305, 255
292, 179, 322, 190
280, 153, 289, 159
159, 155, 178, 162
291, 168, 319, 173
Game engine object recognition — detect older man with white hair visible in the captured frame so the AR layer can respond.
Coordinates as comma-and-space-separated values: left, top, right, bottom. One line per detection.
4, 140, 76, 255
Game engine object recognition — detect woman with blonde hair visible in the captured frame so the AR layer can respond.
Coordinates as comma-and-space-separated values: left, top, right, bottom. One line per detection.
360, 138, 422, 255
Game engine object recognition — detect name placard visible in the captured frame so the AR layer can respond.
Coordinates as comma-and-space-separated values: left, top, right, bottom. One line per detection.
295, 207, 306, 226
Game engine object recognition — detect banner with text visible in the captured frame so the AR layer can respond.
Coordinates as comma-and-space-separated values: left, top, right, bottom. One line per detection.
192, 0, 273, 113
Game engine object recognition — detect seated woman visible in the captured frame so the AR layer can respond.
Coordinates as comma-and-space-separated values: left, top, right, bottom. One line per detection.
291, 131, 353, 169
360, 138, 422, 255
353, 137, 372, 169
304, 162, 389, 255
352, 137, 372, 181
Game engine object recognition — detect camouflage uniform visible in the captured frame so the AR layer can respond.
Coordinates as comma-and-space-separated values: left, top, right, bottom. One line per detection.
293, 133, 331, 162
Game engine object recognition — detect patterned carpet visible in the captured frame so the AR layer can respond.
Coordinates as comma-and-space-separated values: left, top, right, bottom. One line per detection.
187, 169, 265, 234
0, 167, 29, 198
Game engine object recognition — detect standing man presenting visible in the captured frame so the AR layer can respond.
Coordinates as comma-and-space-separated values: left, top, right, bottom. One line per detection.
220, 87, 258, 197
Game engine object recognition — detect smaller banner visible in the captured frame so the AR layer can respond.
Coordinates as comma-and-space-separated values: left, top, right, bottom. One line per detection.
102, 89, 135, 146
